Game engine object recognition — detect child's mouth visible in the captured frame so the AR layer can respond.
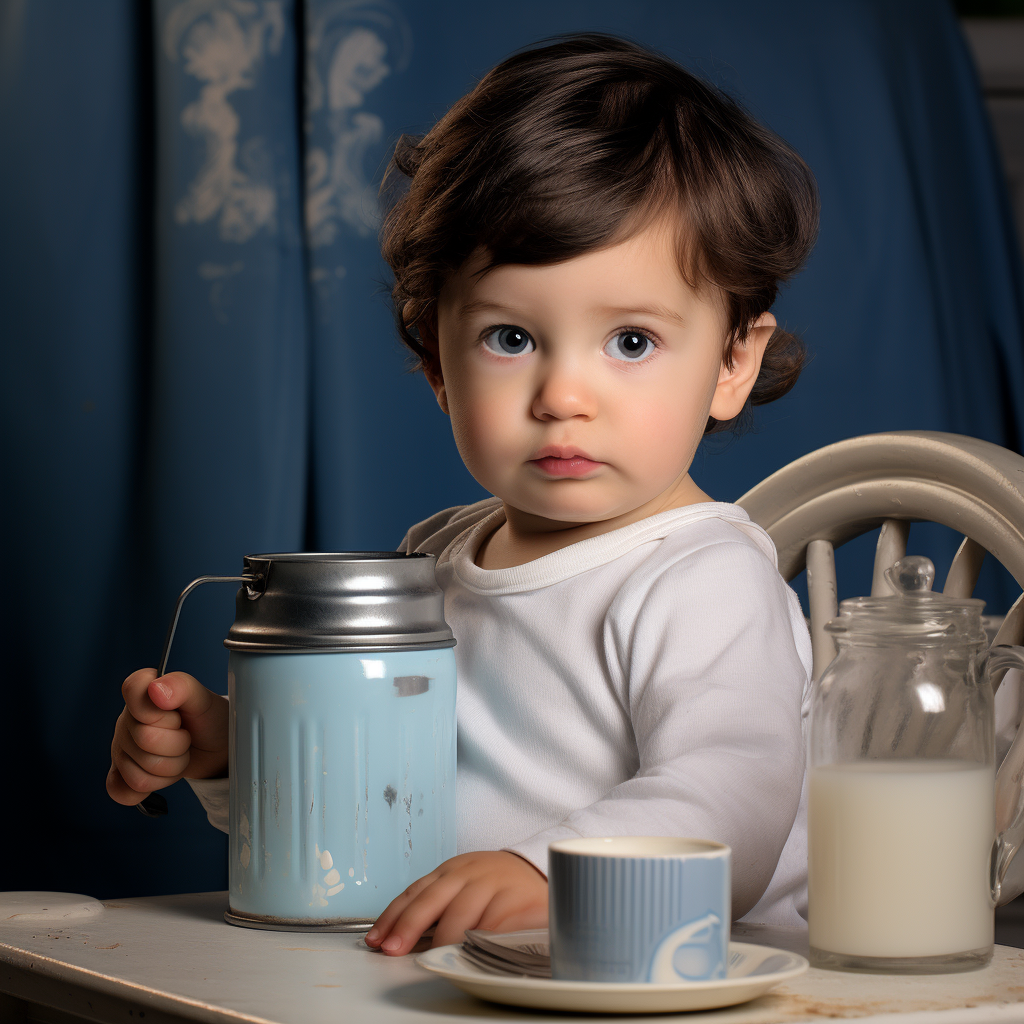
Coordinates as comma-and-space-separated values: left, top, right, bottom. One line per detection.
531, 455, 603, 478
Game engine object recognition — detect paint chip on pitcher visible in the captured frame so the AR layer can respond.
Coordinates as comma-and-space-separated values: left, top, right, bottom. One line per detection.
319, 849, 333, 870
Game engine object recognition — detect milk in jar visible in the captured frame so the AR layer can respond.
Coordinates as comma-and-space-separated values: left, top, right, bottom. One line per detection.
808, 760, 994, 958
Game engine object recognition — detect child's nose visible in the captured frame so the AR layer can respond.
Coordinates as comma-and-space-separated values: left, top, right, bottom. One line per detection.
531, 362, 597, 421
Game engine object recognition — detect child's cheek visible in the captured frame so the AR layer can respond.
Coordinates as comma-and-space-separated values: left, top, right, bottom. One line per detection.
448, 385, 522, 487
618, 384, 710, 483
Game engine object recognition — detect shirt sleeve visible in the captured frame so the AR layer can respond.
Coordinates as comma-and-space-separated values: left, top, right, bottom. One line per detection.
187, 777, 229, 834
505, 537, 811, 919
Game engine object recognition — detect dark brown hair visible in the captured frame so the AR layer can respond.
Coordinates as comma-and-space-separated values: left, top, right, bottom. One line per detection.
379, 33, 819, 432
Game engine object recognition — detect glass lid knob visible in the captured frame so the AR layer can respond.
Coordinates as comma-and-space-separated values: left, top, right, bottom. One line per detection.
885, 555, 936, 596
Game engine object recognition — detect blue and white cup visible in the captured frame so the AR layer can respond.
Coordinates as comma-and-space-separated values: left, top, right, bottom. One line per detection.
548, 837, 731, 984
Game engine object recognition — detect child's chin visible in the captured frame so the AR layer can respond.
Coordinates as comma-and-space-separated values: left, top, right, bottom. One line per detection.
512, 496, 626, 525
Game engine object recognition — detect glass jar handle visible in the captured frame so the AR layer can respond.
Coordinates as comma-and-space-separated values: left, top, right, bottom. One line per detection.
982, 644, 1024, 904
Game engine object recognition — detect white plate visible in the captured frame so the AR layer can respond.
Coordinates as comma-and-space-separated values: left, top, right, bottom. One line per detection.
416, 933, 808, 1014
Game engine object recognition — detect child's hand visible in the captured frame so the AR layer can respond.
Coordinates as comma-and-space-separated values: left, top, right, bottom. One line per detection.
364, 851, 548, 955
106, 668, 229, 806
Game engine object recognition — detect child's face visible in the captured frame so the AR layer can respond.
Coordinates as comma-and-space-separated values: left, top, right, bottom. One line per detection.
424, 215, 773, 530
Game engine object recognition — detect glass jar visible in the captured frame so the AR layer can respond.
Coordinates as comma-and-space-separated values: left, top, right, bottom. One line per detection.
808, 557, 1024, 973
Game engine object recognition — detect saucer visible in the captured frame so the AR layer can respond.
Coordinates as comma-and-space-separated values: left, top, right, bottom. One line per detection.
416, 934, 808, 1014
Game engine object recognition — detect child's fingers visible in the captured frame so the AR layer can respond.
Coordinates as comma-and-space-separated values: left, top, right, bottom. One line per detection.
105, 757, 179, 804
474, 887, 548, 937
110, 744, 180, 792
364, 872, 439, 946
150, 671, 216, 722
106, 765, 146, 806
373, 875, 467, 955
118, 729, 190, 779
122, 669, 182, 730
430, 880, 499, 948
110, 737, 184, 795
126, 716, 192, 758
150, 674, 229, 759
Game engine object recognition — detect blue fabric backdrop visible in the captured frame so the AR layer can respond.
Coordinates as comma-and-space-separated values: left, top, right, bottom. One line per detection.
2, 0, 1022, 898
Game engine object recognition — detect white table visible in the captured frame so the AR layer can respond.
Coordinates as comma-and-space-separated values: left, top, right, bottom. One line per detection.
1, 892, 1023, 1023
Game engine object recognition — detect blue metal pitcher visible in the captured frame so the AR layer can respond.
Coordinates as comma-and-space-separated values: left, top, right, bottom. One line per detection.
155, 552, 456, 932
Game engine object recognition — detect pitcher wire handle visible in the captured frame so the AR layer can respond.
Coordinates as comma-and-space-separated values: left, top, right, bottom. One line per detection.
137, 571, 264, 818
157, 573, 263, 678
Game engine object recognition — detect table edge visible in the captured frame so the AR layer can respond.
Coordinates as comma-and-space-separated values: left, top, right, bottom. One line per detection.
0, 942, 276, 1024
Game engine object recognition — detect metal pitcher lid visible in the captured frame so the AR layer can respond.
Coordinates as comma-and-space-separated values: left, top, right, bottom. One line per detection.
224, 552, 455, 652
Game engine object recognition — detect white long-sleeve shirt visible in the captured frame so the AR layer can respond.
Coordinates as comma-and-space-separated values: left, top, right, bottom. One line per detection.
400, 498, 811, 923
190, 497, 812, 924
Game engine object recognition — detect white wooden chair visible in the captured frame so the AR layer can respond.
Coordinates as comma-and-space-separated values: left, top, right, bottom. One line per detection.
737, 430, 1024, 905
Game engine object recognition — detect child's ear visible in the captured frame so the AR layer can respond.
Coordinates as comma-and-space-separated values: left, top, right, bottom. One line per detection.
417, 316, 449, 416
708, 312, 775, 423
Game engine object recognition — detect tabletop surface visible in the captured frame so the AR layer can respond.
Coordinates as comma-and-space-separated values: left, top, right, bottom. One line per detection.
2, 892, 1024, 1024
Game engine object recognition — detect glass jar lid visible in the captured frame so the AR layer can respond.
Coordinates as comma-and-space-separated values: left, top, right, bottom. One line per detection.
824, 556, 988, 646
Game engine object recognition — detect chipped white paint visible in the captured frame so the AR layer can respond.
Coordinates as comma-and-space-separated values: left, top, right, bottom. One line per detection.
348, 867, 355, 878
240, 843, 251, 869
164, 0, 284, 242
311, 880, 328, 907
239, 809, 250, 842
305, 848, 343, 902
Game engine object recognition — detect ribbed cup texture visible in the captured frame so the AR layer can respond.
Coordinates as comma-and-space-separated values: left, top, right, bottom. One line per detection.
549, 849, 729, 983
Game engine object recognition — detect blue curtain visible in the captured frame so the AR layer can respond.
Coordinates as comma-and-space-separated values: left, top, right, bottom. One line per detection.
2, 0, 1022, 898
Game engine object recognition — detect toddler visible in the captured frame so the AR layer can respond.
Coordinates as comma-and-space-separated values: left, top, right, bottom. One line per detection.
108, 33, 818, 956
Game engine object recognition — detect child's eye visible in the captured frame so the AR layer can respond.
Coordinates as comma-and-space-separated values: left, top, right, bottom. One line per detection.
482, 325, 535, 357
604, 330, 656, 362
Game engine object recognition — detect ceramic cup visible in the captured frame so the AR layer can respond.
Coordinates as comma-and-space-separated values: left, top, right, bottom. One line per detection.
548, 837, 731, 983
